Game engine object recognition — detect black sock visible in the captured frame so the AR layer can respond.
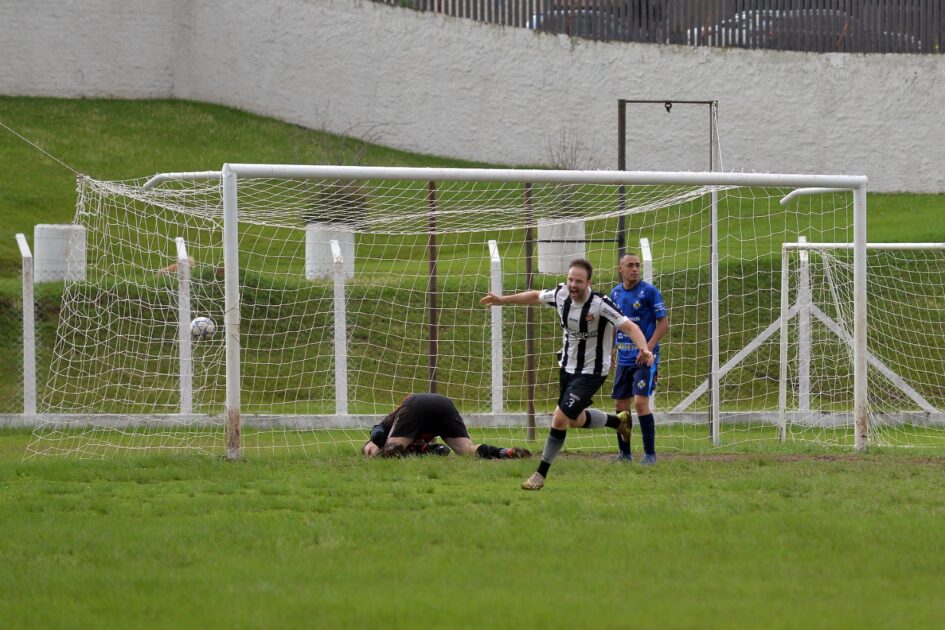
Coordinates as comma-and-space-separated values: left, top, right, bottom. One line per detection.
476, 444, 504, 459
538, 428, 566, 477
639, 413, 656, 455
605, 414, 621, 429
616, 433, 631, 455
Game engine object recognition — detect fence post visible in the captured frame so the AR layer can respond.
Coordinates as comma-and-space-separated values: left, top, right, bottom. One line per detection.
488, 240, 503, 414
331, 239, 348, 415
640, 237, 655, 412
176, 237, 193, 416
16, 234, 36, 416
778, 246, 790, 442
797, 235, 811, 411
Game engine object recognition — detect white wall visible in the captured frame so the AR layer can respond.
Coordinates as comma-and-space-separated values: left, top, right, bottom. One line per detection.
0, 0, 178, 98
2, 0, 943, 192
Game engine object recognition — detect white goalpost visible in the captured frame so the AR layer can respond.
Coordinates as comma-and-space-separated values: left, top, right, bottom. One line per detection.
28, 164, 887, 459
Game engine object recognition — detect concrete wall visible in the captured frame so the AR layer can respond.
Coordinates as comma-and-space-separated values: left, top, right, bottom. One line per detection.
1, 0, 942, 192
0, 0, 179, 98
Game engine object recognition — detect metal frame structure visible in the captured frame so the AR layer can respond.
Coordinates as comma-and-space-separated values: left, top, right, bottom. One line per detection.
617, 99, 723, 441
778, 240, 945, 439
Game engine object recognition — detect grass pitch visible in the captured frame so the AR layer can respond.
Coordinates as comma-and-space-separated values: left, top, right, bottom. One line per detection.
3, 97, 945, 626
2, 429, 944, 628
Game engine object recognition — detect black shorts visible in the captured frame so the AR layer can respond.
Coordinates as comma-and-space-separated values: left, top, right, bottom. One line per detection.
388, 393, 470, 442
557, 370, 607, 420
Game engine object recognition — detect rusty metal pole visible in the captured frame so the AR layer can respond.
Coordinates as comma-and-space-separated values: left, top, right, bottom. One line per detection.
427, 181, 438, 393
524, 182, 536, 441
617, 99, 627, 262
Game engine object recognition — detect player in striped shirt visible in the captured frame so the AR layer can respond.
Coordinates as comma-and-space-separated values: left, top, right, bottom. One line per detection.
481, 258, 653, 490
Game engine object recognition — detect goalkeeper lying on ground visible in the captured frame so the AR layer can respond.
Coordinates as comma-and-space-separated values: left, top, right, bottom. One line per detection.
362, 393, 531, 460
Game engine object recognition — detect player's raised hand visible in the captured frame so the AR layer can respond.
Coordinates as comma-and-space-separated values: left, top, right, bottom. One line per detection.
480, 292, 503, 306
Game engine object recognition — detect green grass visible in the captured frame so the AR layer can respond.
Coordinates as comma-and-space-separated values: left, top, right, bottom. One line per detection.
3, 97, 945, 626
2, 429, 944, 628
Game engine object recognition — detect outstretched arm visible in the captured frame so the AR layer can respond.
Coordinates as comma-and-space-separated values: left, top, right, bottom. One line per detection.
480, 290, 542, 306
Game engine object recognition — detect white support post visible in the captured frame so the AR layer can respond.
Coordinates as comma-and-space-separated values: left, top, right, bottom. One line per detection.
852, 186, 868, 451
488, 240, 504, 414
710, 190, 720, 445
640, 237, 655, 411
778, 247, 790, 442
640, 237, 653, 283
797, 236, 811, 411
176, 237, 193, 416
330, 240, 348, 415
222, 165, 241, 460
16, 234, 36, 416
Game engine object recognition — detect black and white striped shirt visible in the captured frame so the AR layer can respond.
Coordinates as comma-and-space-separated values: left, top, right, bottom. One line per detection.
539, 283, 629, 376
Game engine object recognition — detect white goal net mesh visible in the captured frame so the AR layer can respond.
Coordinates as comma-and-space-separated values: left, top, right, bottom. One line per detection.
27, 168, 938, 458
781, 244, 945, 447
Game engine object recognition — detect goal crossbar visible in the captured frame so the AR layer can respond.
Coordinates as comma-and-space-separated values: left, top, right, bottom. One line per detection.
143, 165, 867, 190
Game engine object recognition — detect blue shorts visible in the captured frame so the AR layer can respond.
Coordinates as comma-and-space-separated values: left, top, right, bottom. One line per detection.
557, 370, 607, 420
611, 364, 658, 400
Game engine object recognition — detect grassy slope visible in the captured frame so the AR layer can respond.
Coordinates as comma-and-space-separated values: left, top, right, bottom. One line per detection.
2, 96, 944, 275
0, 96, 498, 277
2, 97, 945, 415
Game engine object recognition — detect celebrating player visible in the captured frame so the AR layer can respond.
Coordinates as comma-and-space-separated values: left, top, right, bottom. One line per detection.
480, 258, 653, 490
610, 253, 669, 464
362, 392, 532, 459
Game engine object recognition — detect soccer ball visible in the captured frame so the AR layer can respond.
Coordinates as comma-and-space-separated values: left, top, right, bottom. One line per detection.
190, 316, 216, 340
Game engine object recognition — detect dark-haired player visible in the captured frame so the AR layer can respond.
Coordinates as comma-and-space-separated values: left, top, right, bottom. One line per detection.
362, 393, 531, 460
610, 253, 668, 464
480, 258, 653, 490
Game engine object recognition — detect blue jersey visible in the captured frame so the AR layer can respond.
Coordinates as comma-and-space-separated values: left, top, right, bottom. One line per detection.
610, 280, 667, 366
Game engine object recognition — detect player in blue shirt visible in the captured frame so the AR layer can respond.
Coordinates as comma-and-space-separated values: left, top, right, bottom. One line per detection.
610, 253, 669, 464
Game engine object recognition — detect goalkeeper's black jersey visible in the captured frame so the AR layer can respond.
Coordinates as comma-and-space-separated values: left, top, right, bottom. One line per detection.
370, 393, 469, 446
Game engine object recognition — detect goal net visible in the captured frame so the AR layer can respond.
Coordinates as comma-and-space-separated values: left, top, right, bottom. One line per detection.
26, 165, 899, 458
779, 242, 945, 447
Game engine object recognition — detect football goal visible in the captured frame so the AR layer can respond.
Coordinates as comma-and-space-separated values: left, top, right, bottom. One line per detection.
27, 164, 901, 459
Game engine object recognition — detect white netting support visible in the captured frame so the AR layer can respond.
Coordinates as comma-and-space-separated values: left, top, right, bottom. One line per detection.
779, 242, 945, 447
16, 233, 36, 416
26, 166, 879, 458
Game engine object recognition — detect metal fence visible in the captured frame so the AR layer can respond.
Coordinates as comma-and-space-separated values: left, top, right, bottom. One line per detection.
379, 0, 942, 54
